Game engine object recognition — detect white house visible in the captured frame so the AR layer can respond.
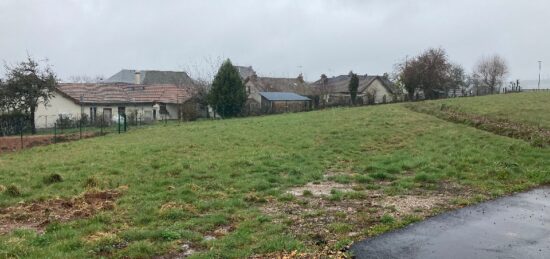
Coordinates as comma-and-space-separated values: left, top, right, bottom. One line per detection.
35, 83, 193, 128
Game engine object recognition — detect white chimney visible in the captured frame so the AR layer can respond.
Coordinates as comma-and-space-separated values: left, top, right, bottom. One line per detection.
134, 70, 141, 84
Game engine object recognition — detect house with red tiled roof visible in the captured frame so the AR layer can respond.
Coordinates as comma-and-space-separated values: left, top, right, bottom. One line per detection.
34, 83, 198, 128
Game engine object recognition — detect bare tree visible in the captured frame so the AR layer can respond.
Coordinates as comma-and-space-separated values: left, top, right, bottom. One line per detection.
473, 55, 509, 94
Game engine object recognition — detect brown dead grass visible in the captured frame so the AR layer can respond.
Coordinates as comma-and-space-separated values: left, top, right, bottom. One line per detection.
0, 188, 122, 234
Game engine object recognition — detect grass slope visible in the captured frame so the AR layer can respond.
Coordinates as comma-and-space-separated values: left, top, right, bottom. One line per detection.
418, 92, 550, 128
1, 98, 550, 258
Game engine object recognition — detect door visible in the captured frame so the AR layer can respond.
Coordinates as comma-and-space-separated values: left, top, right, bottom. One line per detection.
103, 108, 112, 125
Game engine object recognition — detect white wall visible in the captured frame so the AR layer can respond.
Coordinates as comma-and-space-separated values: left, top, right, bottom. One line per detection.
33, 91, 177, 128
365, 79, 394, 104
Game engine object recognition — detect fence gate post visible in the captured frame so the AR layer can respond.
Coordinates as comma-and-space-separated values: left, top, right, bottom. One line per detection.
79, 115, 82, 139
20, 118, 23, 150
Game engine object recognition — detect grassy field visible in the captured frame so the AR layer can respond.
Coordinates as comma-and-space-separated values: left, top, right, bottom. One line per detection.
416, 92, 550, 128
1, 94, 550, 258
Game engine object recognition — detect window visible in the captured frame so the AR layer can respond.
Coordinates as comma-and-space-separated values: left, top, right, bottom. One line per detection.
159, 104, 168, 115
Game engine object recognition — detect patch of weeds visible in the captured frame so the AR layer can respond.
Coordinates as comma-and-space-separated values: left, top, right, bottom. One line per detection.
158, 230, 181, 241
328, 223, 352, 234
278, 193, 295, 202
329, 189, 343, 201
302, 190, 313, 197
354, 174, 373, 184
244, 192, 267, 203
343, 191, 366, 199
84, 176, 100, 188
43, 173, 63, 184
256, 215, 271, 223
380, 214, 395, 224
414, 173, 437, 183
5, 184, 21, 197
370, 172, 394, 181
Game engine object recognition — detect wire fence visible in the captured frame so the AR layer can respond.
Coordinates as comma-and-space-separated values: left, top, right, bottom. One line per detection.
0, 112, 159, 153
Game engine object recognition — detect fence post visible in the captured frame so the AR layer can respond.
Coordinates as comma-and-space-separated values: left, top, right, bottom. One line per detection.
124, 114, 127, 132
79, 115, 82, 139
20, 118, 23, 150
118, 115, 121, 134
54, 123, 57, 144
100, 111, 104, 135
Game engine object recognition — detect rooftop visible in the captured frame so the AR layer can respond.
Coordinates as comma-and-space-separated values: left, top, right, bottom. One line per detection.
259, 92, 311, 101
57, 83, 192, 105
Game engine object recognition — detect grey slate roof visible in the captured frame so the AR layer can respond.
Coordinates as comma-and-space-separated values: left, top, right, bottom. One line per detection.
105, 69, 194, 85
235, 66, 256, 79
246, 76, 314, 95
312, 74, 400, 94
259, 92, 311, 101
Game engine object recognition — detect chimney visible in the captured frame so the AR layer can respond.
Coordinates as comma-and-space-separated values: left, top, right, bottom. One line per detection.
297, 73, 304, 83
134, 70, 141, 84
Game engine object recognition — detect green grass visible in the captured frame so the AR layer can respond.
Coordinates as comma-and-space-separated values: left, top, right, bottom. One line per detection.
1, 95, 550, 258
418, 92, 550, 128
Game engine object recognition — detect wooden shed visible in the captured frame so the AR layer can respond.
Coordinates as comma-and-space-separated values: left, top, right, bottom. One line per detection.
259, 92, 312, 114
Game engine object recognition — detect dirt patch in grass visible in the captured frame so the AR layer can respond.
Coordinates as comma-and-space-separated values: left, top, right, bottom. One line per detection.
263, 180, 472, 252
406, 103, 550, 147
0, 189, 121, 234
0, 132, 102, 154
287, 182, 353, 196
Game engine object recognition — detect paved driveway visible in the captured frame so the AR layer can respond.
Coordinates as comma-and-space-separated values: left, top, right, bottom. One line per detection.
351, 187, 550, 259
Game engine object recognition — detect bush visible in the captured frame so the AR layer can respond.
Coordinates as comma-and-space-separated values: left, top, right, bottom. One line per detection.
5, 184, 21, 197
43, 173, 63, 184
84, 176, 99, 188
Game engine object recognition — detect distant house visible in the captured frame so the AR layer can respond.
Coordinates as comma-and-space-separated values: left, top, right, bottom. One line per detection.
243, 73, 313, 114
259, 92, 311, 114
312, 74, 402, 106
105, 69, 194, 85
235, 66, 257, 81
34, 83, 196, 128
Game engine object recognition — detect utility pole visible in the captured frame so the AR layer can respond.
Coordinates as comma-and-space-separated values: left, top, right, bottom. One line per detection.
538, 61, 542, 90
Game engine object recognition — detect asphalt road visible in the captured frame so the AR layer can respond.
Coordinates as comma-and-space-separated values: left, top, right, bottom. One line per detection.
351, 187, 550, 259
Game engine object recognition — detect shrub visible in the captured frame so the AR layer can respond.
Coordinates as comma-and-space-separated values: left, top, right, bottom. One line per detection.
84, 176, 99, 188
5, 184, 21, 197
302, 190, 313, 197
380, 214, 395, 224
43, 173, 63, 184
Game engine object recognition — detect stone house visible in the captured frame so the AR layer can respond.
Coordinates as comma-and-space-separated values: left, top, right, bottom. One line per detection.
242, 73, 313, 114
312, 74, 402, 106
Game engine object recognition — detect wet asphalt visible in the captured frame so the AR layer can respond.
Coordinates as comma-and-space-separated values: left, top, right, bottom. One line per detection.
351, 187, 550, 259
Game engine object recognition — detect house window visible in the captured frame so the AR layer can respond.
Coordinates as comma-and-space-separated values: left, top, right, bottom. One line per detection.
89, 107, 97, 123
159, 104, 168, 115
118, 106, 126, 115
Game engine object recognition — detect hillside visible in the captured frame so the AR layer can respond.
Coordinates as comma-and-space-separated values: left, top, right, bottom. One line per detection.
1, 94, 550, 258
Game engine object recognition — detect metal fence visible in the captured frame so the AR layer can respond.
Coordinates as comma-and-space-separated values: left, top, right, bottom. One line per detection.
0, 112, 159, 153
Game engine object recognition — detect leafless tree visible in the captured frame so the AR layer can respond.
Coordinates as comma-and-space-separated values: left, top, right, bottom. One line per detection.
473, 55, 509, 94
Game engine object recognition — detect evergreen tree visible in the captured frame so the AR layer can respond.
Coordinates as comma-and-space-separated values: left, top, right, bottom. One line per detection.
348, 71, 359, 105
208, 59, 247, 118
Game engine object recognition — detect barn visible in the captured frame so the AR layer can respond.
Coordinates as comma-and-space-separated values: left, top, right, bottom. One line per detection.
259, 92, 312, 114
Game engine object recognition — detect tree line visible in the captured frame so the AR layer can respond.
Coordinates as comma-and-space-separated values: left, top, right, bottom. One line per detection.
1, 50, 513, 134
393, 48, 509, 100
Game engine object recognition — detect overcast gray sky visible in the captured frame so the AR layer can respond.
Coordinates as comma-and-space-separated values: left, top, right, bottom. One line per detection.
1, 0, 549, 82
